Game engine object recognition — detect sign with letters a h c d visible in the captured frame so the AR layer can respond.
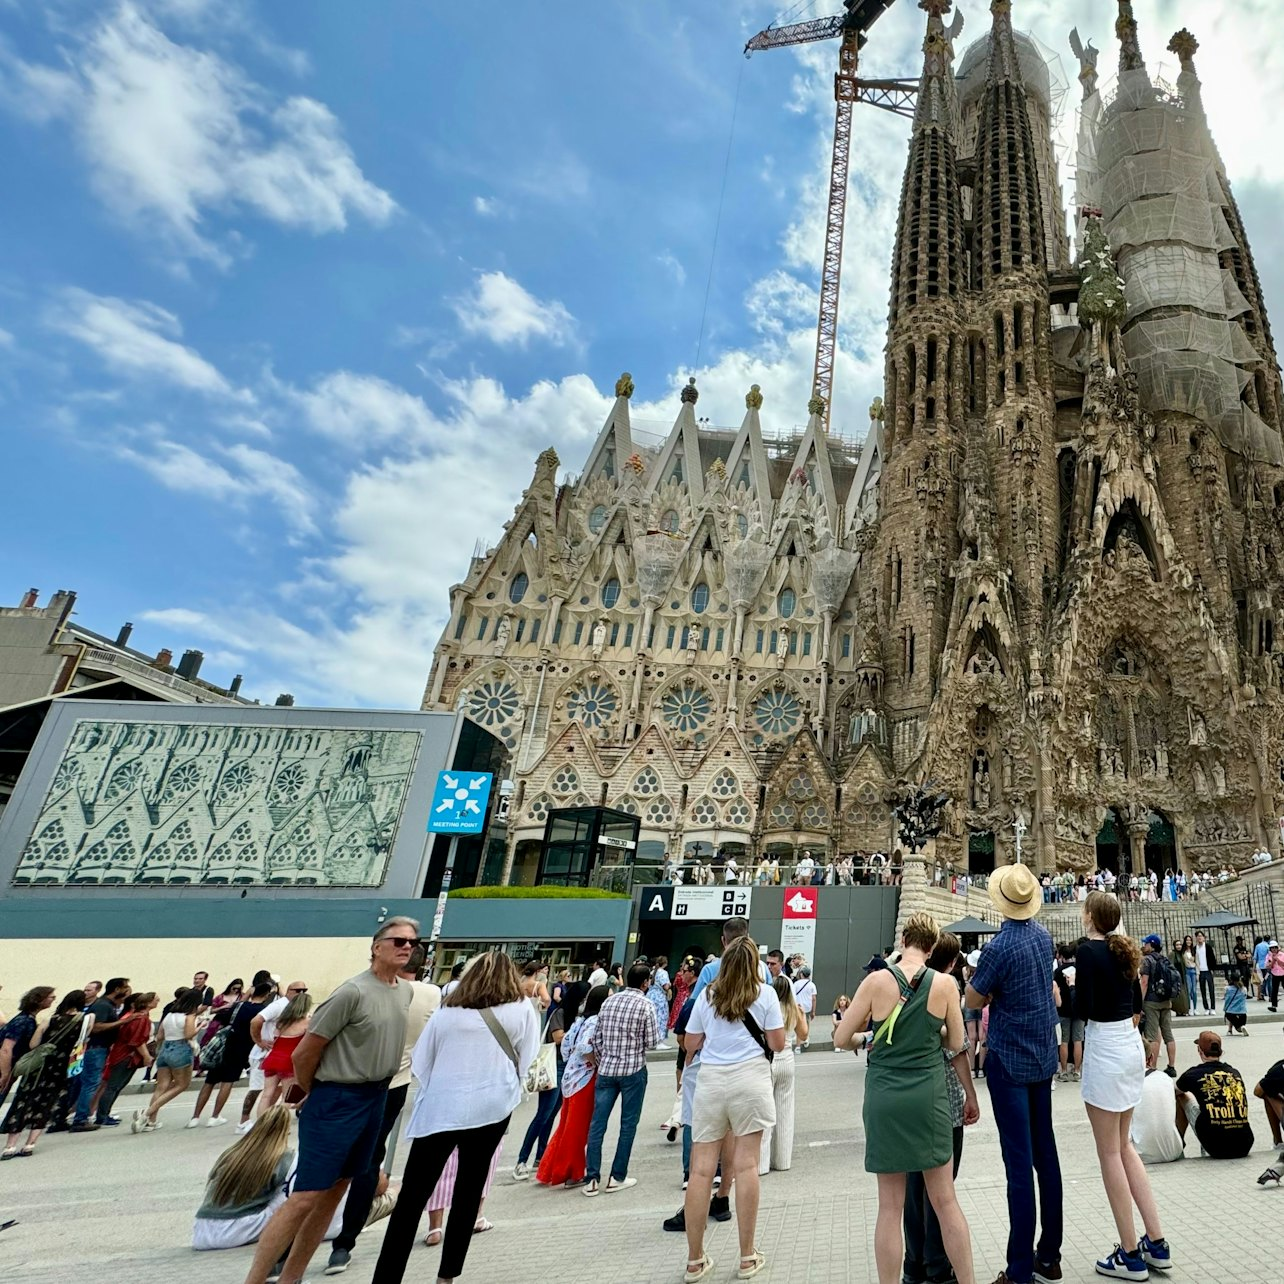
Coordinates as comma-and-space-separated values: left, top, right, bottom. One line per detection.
640, 886, 674, 919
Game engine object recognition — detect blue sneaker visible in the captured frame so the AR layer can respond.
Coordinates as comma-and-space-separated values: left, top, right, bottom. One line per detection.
1139, 1235, 1172, 1272
1095, 1246, 1149, 1279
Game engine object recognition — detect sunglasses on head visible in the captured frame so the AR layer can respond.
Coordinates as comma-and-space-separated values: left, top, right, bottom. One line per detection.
379, 935, 417, 948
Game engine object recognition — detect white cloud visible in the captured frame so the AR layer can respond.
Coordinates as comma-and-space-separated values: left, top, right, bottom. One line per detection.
745, 269, 814, 338
0, 3, 394, 263
473, 195, 499, 216
48, 287, 244, 398
0, 327, 13, 346
452, 271, 577, 348
114, 430, 315, 534
291, 370, 434, 446
656, 250, 687, 287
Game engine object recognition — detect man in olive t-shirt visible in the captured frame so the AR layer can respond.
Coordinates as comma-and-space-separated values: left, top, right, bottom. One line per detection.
244, 919, 417, 1284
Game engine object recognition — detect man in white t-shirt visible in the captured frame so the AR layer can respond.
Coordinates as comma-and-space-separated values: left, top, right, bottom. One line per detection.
794, 852, 815, 885
588, 959, 609, 989
1130, 1052, 1184, 1164
238, 979, 307, 1133
792, 966, 817, 1052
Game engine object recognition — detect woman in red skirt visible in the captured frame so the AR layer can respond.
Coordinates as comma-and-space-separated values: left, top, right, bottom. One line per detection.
537, 985, 608, 1187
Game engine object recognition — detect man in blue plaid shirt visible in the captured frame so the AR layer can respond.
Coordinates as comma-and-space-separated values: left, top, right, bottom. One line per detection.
966, 863, 1063, 1284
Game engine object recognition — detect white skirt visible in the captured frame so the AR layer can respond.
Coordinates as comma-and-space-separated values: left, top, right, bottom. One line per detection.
1081, 1018, 1145, 1112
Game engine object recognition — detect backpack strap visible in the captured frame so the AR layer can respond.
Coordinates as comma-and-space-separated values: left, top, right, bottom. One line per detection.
479, 1009, 522, 1085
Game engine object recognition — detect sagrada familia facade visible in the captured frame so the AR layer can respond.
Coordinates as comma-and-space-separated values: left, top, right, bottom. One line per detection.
424, 1, 1284, 881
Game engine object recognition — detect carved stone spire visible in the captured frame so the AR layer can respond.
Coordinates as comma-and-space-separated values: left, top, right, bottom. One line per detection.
975, 0, 1047, 285
1166, 27, 1198, 71
888, 0, 965, 325
1068, 27, 1099, 99
1115, 0, 1145, 73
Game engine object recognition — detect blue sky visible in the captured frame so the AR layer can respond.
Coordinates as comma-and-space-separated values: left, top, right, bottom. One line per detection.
2, 0, 1280, 708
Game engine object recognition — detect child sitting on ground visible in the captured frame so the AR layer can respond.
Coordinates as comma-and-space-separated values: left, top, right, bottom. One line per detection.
1224, 975, 1249, 1036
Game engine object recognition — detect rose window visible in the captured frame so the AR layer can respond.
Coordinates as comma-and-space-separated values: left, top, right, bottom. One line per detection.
632, 767, 661, 796
613, 795, 639, 815
768, 801, 797, 828
660, 683, 713, 734
645, 797, 674, 825
786, 773, 815, 802
801, 801, 830, 829
528, 793, 551, 822
467, 679, 520, 728
753, 688, 802, 738
551, 766, 580, 796
711, 769, 738, 797
268, 763, 306, 803
567, 681, 618, 730
691, 796, 718, 825
104, 760, 144, 801
726, 796, 752, 827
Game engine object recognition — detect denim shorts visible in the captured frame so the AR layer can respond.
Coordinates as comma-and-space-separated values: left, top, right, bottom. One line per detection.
294, 1079, 389, 1192
156, 1038, 194, 1070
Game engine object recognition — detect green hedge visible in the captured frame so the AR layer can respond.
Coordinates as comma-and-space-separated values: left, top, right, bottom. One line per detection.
448, 885, 628, 901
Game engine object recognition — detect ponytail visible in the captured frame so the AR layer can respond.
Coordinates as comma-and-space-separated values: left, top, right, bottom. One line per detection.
1107, 932, 1141, 980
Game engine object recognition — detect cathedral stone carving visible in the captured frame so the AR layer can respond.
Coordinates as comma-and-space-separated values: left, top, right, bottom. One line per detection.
423, 3, 1284, 882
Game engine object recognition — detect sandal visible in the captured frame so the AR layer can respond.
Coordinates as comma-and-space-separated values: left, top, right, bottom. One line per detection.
16, 1146, 34, 1157
473, 1217, 494, 1233
423, 1229, 443, 1247
738, 1250, 767, 1279
0, 1149, 16, 1160
1257, 1166, 1282, 1186
683, 1254, 714, 1283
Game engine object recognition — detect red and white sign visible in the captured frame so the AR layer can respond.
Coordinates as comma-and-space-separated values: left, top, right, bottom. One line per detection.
780, 887, 818, 961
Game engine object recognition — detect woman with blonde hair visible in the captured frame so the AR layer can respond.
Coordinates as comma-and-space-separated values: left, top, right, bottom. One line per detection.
192, 1103, 293, 1249
681, 934, 785, 1282
257, 990, 314, 1116
835, 912, 977, 1284
1076, 890, 1172, 1276
372, 950, 539, 1284
758, 974, 807, 1174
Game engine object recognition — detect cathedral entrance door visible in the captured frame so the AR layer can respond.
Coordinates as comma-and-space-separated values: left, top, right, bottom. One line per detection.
968, 830, 995, 876
1095, 809, 1127, 875
1143, 810, 1176, 882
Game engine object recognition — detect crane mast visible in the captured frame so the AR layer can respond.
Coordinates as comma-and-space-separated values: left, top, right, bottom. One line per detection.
746, 0, 916, 431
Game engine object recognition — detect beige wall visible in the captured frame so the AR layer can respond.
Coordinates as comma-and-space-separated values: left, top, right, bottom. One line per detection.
0, 937, 374, 1009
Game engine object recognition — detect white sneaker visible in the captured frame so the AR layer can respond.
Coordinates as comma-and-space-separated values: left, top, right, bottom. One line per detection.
235, 1121, 254, 1135
207, 1116, 228, 1127
513, 1161, 531, 1181
185, 1118, 200, 1129
604, 1176, 637, 1194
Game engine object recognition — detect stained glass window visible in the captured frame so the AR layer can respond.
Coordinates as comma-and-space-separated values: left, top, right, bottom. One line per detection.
589, 505, 607, 533
566, 681, 619, 729
660, 683, 713, 733
467, 679, 521, 727
691, 582, 710, 614
632, 767, 661, 796
551, 766, 580, 795
768, 801, 797, 828
509, 573, 529, 604
778, 588, 797, 619
753, 688, 802, 737
691, 796, 718, 825
711, 769, 738, 797
601, 578, 621, 608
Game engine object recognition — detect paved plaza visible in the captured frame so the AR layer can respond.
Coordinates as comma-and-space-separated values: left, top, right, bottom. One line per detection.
3, 1014, 1282, 1283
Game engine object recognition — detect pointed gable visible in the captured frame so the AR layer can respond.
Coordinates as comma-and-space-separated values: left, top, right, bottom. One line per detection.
581, 373, 635, 483
647, 378, 705, 504
787, 404, 839, 527
724, 384, 774, 507
844, 411, 884, 535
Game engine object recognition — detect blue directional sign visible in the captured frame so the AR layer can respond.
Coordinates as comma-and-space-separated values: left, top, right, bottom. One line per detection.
427, 770, 494, 835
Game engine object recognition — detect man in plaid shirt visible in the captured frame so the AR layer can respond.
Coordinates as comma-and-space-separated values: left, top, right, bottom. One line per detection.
583, 960, 660, 1196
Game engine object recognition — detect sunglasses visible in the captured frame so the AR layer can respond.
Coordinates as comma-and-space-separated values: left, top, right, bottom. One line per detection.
379, 936, 417, 948
288, 987, 308, 994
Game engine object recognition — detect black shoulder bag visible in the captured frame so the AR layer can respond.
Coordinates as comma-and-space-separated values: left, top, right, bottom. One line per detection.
742, 1010, 775, 1064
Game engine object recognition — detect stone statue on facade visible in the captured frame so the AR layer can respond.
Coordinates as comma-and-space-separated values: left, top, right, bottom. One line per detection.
591, 619, 607, 661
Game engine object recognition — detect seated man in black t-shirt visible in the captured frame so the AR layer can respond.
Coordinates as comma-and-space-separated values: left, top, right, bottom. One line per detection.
1254, 1058, 1284, 1150
1176, 1031, 1254, 1159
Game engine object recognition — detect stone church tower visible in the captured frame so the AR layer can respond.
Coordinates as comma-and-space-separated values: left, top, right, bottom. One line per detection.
424, 0, 1284, 883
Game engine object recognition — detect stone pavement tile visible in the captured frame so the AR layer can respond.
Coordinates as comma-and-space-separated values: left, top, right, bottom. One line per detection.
8, 1030, 1284, 1283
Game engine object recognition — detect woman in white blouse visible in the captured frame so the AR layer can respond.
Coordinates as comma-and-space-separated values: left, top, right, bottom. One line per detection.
371, 952, 538, 1284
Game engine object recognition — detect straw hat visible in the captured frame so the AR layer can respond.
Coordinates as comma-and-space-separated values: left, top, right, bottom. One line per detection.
987, 863, 1042, 921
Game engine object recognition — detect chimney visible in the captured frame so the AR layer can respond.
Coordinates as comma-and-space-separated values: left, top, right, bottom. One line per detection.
229, 674, 244, 697
176, 649, 204, 680
20, 588, 38, 609
116, 622, 134, 648
153, 648, 173, 670
48, 590, 76, 629
274, 693, 295, 707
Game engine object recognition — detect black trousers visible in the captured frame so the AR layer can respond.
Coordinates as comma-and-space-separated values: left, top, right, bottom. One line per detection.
903, 1125, 965, 1282
96, 1060, 138, 1122
371, 1116, 509, 1284
332, 1082, 408, 1252
1199, 970, 1216, 1010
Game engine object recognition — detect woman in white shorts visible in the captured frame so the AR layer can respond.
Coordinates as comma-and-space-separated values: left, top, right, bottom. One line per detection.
681, 935, 785, 1283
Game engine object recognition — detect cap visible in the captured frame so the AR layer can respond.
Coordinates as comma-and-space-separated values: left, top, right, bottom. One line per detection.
1271, 940, 1280, 948
1141, 934, 1162, 949
966, 949, 981, 968
1195, 1031, 1222, 1057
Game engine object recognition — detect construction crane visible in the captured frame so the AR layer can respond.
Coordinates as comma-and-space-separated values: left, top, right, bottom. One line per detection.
746, 0, 918, 431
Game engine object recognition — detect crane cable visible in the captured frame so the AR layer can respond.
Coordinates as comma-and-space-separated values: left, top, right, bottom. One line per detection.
693, 55, 746, 372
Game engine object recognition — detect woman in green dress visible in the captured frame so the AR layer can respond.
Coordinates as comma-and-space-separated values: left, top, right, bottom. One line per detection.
835, 912, 978, 1284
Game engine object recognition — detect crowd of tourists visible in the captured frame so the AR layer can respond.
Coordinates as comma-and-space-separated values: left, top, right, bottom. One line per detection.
7, 867, 1284, 1283
661, 848, 900, 887
1035, 863, 1263, 905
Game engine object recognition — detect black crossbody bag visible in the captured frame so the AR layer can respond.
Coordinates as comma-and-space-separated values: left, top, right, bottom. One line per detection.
742, 1010, 775, 1064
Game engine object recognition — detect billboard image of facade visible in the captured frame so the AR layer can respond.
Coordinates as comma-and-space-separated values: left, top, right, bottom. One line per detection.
12, 717, 425, 888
